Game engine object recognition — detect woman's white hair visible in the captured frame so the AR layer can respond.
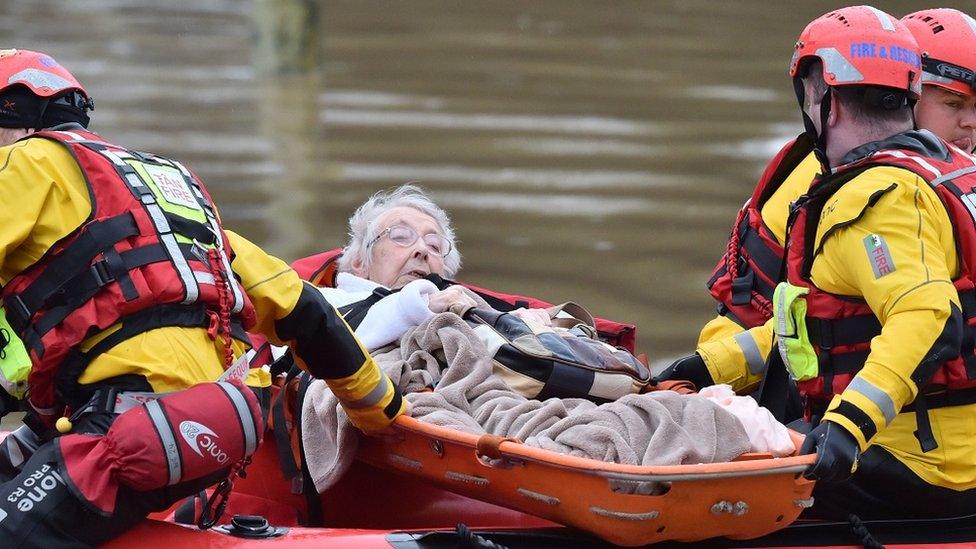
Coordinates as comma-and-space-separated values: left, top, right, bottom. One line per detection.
337, 184, 462, 278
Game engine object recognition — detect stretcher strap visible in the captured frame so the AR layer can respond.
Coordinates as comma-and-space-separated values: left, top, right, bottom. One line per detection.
271, 363, 302, 491
294, 371, 323, 525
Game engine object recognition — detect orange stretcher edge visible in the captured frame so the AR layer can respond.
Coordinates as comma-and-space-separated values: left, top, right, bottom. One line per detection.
356, 415, 818, 546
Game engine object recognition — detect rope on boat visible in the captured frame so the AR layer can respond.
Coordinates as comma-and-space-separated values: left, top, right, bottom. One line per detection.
445, 470, 490, 486
589, 506, 659, 521
515, 487, 560, 506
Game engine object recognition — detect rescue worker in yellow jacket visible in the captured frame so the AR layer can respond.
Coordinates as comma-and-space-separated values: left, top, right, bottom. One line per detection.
662, 6, 976, 519
0, 49, 405, 546
658, 7, 976, 396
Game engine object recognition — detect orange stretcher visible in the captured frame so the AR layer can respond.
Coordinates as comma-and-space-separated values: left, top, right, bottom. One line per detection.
353, 415, 816, 547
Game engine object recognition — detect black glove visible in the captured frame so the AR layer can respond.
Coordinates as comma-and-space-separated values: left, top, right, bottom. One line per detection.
653, 353, 714, 390
800, 421, 860, 483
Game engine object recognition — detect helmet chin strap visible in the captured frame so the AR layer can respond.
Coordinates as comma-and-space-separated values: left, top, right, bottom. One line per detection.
32, 98, 50, 131
816, 92, 832, 173
794, 77, 833, 175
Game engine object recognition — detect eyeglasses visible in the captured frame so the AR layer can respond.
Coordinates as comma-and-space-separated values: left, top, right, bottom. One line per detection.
367, 224, 452, 257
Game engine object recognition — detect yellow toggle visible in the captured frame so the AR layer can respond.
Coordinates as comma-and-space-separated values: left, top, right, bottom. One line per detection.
55, 417, 73, 434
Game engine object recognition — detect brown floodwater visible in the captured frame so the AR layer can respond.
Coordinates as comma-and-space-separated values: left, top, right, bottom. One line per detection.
1, 0, 957, 360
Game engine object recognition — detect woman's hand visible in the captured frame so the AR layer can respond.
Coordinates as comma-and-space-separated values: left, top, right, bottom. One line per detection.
427, 285, 477, 314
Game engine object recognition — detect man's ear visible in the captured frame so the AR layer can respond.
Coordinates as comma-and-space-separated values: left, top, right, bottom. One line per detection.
826, 90, 841, 127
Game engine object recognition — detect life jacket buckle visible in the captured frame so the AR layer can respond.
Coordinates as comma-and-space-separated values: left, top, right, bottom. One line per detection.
90, 259, 115, 286
0, 327, 9, 359
731, 268, 755, 306
189, 239, 209, 263
205, 225, 223, 251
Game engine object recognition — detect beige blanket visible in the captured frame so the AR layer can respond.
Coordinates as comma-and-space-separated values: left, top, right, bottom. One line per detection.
302, 312, 752, 494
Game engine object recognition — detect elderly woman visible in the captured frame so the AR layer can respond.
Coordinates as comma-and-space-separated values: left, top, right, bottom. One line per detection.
322, 184, 478, 351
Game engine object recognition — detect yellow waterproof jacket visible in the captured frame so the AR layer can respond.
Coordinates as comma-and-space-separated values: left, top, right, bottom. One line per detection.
0, 135, 403, 432
697, 151, 820, 392
798, 162, 975, 491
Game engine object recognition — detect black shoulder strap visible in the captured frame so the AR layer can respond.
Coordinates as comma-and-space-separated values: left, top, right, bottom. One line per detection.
337, 287, 394, 329
756, 342, 804, 424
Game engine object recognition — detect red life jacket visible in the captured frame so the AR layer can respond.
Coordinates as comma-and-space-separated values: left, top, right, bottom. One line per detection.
289, 249, 639, 353
784, 132, 976, 408
1, 129, 256, 418
706, 134, 815, 328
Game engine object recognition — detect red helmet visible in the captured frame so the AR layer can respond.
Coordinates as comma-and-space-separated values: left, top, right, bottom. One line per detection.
903, 9, 976, 98
790, 6, 922, 100
0, 49, 92, 128
0, 49, 87, 98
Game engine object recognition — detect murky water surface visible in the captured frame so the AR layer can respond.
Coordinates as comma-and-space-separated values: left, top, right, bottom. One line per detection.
2, 0, 945, 358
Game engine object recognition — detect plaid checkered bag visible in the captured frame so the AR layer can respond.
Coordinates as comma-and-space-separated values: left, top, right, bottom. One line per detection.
463, 304, 650, 402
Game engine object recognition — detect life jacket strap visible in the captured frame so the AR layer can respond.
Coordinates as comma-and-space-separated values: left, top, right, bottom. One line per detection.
911, 393, 939, 453
740, 226, 782, 292
4, 213, 140, 332
730, 268, 755, 306
807, 315, 882, 349
54, 304, 249, 408
337, 287, 393, 329
957, 289, 976, 380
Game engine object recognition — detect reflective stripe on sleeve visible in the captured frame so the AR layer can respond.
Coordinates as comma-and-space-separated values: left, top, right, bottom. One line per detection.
847, 377, 898, 425
733, 331, 766, 375
342, 376, 393, 410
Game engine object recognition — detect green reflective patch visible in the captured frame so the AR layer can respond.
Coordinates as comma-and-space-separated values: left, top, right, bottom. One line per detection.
0, 308, 31, 399
129, 160, 207, 223
128, 160, 214, 246
773, 282, 818, 381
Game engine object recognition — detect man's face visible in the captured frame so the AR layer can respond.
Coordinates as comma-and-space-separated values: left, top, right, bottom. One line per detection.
915, 85, 976, 153
356, 206, 448, 289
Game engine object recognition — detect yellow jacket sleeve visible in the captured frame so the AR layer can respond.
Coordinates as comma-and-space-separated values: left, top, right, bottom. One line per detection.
227, 230, 406, 432
697, 317, 774, 393
812, 167, 960, 450
697, 314, 744, 345
0, 139, 91, 282
694, 151, 819, 393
